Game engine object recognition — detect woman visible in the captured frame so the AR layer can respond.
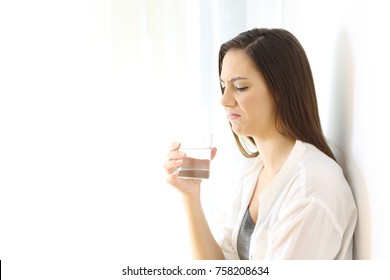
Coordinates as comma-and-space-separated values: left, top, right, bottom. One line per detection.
164, 28, 357, 259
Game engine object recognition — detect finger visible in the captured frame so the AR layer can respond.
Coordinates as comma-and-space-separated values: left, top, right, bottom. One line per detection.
167, 150, 186, 161
163, 158, 183, 174
211, 147, 217, 160
169, 142, 181, 152
166, 170, 180, 185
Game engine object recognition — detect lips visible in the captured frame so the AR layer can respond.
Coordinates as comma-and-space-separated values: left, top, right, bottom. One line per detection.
228, 112, 241, 120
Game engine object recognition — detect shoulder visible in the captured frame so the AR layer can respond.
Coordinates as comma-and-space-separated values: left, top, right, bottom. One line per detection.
289, 141, 354, 207
298, 142, 346, 186
275, 141, 356, 230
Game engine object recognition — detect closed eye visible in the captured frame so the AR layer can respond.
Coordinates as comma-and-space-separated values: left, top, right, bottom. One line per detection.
236, 86, 248, 92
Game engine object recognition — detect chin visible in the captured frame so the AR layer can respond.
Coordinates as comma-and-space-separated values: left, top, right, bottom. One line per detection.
232, 126, 247, 136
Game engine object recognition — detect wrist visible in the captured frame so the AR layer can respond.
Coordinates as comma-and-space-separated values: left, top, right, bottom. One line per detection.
181, 191, 201, 208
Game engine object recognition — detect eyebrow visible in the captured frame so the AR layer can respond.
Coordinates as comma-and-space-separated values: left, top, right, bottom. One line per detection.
219, 77, 248, 83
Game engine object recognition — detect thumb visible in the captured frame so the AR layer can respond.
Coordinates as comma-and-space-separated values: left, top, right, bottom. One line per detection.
211, 147, 217, 160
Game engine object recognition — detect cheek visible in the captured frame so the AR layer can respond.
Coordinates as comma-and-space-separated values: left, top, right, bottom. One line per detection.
242, 93, 276, 122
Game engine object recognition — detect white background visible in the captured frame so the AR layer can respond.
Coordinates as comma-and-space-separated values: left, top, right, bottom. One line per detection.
1, 0, 389, 279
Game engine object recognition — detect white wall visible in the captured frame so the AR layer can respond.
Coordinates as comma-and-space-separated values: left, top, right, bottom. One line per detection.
0, 1, 248, 276
247, 0, 390, 259
1, 4, 388, 279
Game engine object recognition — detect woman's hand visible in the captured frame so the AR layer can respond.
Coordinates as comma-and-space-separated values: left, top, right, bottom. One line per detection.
164, 142, 217, 197
164, 142, 224, 260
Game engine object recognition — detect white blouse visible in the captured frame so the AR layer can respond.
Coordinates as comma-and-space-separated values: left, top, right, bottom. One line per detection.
216, 140, 357, 259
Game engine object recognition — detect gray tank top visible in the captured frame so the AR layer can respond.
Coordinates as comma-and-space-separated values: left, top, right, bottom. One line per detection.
237, 207, 256, 260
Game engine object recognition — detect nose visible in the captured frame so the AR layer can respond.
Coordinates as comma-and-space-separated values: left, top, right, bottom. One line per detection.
219, 87, 235, 108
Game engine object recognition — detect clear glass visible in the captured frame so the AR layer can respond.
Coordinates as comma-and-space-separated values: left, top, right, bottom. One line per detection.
178, 134, 212, 179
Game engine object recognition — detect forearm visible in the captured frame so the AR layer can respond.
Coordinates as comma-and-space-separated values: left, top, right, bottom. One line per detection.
182, 196, 225, 260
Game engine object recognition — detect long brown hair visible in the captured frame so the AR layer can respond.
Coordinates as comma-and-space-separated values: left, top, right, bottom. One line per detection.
218, 28, 335, 161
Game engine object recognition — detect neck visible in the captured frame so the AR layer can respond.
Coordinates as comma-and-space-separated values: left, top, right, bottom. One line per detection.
253, 134, 296, 175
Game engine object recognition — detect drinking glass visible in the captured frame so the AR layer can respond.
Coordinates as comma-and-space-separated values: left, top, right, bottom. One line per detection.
178, 134, 212, 179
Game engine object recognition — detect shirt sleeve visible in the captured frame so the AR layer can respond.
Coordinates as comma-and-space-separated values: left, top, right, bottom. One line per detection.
263, 197, 344, 259
215, 212, 239, 260
214, 157, 255, 260
214, 187, 241, 260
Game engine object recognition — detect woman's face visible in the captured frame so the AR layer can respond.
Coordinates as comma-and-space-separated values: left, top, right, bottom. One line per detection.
220, 49, 277, 139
